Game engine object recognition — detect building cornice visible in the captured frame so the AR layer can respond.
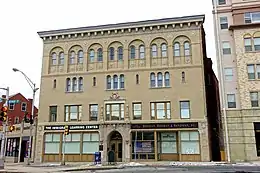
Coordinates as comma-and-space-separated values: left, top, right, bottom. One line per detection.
37, 14, 205, 41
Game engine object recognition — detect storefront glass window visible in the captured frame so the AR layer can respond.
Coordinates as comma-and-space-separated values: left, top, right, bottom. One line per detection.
157, 132, 177, 154
62, 133, 81, 154
5, 138, 19, 157
44, 133, 60, 154
82, 133, 99, 154
180, 131, 200, 154
131, 132, 155, 160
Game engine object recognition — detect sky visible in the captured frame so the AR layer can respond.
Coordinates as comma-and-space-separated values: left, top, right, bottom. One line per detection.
0, 0, 216, 107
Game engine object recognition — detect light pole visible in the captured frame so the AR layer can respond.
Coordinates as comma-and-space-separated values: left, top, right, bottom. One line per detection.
0, 87, 9, 161
12, 68, 39, 165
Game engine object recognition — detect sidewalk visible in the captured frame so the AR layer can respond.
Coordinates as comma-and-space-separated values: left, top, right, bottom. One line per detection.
1, 161, 260, 172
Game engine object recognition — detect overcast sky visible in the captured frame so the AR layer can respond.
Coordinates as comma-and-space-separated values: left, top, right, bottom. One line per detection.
0, 0, 216, 107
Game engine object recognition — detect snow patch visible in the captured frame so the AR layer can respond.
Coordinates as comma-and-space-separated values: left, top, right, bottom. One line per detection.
170, 162, 227, 166
118, 162, 147, 168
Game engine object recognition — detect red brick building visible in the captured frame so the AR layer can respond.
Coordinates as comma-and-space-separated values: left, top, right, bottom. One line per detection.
0, 93, 38, 125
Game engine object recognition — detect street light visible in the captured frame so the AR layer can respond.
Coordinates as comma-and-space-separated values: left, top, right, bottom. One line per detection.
12, 68, 39, 165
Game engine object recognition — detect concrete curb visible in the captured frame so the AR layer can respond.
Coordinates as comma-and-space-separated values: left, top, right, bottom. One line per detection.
60, 165, 120, 172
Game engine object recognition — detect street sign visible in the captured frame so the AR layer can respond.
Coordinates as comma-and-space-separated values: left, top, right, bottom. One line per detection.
8, 100, 20, 104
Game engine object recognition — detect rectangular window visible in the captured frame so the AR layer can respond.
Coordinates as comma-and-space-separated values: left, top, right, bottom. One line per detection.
224, 68, 233, 81
157, 132, 177, 154
247, 64, 255, 79
106, 103, 124, 121
150, 102, 171, 120
222, 42, 231, 54
89, 104, 98, 121
180, 131, 200, 154
254, 37, 260, 51
133, 103, 142, 120
244, 38, 252, 52
131, 131, 155, 160
5, 138, 19, 157
21, 102, 27, 112
65, 105, 82, 121
218, 0, 226, 5
49, 106, 57, 122
8, 103, 14, 110
250, 92, 259, 107
220, 17, 228, 29
62, 133, 81, 154
82, 133, 99, 154
180, 101, 190, 119
227, 94, 236, 108
44, 133, 60, 154
257, 65, 260, 79
245, 12, 260, 24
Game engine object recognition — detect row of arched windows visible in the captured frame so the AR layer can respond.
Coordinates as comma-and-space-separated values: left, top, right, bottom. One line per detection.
150, 72, 170, 88
66, 77, 83, 92
106, 75, 125, 89
50, 41, 191, 65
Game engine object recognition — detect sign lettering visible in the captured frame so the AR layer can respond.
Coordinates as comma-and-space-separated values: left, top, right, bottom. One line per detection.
131, 122, 198, 129
44, 125, 99, 131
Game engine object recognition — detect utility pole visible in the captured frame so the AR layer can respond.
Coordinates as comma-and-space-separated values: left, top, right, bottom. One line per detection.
0, 87, 9, 161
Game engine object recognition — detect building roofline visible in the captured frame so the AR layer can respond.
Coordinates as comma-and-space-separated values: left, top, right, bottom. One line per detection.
37, 14, 205, 37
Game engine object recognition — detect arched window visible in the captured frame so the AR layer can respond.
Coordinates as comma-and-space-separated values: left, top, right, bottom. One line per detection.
184, 42, 191, 56
130, 45, 135, 59
53, 79, 57, 89
59, 52, 64, 65
118, 47, 123, 60
93, 77, 96, 86
174, 43, 180, 57
97, 48, 103, 61
165, 72, 170, 87
151, 44, 157, 58
72, 77, 77, 91
66, 78, 71, 92
51, 53, 57, 65
182, 71, 185, 83
113, 75, 118, 89
150, 73, 156, 87
69, 51, 75, 64
254, 37, 260, 51
157, 72, 163, 87
136, 74, 139, 84
109, 47, 115, 60
161, 43, 167, 57
78, 77, 83, 91
89, 49, 95, 62
120, 74, 124, 89
139, 45, 145, 59
78, 50, 84, 64
107, 75, 111, 89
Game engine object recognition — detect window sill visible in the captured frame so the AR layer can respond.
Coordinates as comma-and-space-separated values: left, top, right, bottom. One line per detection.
245, 50, 260, 53
248, 79, 260, 81
149, 86, 171, 89
106, 88, 125, 91
65, 91, 84, 93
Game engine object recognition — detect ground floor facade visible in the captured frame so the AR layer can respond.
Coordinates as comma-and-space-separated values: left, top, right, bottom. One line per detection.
35, 121, 210, 163
0, 123, 36, 163
224, 109, 260, 162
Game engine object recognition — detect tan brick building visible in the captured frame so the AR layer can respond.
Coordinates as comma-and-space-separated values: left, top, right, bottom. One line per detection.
213, 0, 260, 162
36, 15, 223, 163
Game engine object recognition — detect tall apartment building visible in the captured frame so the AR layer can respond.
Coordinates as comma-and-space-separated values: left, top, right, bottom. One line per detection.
36, 15, 223, 163
213, 0, 260, 162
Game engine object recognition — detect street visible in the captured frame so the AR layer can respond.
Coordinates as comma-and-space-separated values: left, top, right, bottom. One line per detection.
80, 165, 260, 173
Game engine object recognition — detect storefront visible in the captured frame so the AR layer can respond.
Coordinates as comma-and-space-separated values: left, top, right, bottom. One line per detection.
130, 122, 201, 161
42, 124, 99, 162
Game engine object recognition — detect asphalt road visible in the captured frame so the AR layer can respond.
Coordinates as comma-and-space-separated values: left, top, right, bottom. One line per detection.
86, 165, 260, 173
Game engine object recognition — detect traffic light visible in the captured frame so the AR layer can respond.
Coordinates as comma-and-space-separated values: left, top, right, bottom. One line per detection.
9, 125, 15, 132
0, 106, 8, 122
64, 125, 69, 135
